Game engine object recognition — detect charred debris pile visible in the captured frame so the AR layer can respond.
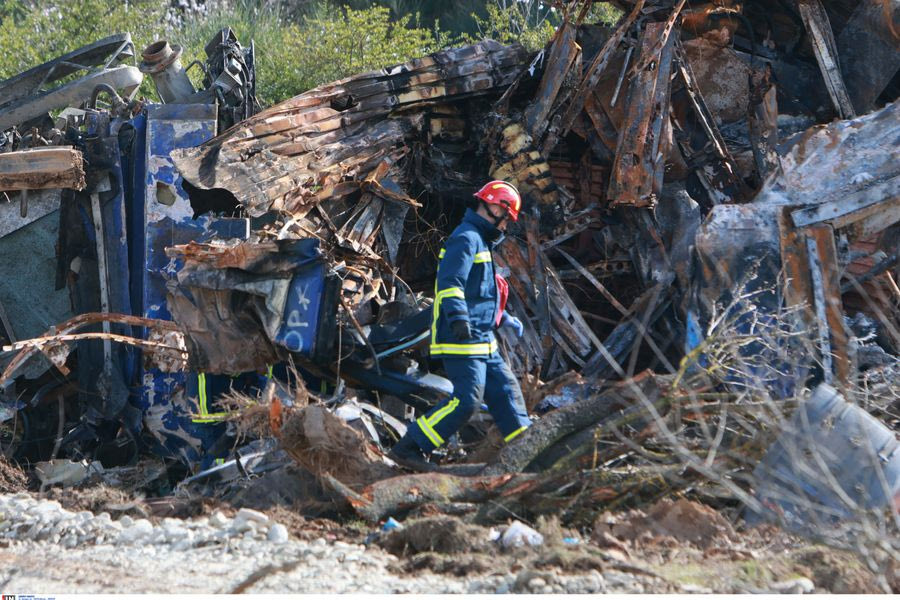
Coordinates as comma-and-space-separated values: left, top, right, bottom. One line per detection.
0, 0, 898, 537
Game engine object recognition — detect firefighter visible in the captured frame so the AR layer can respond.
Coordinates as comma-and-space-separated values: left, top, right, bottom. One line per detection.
388, 180, 531, 470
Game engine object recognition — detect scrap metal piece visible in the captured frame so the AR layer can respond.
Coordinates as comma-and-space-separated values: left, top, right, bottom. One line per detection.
805, 226, 850, 384
607, 21, 678, 208
140, 29, 260, 132
139, 40, 195, 103
792, 195, 900, 234
524, 21, 580, 140
797, 0, 856, 119
672, 42, 749, 205
0, 147, 85, 192
539, 205, 600, 249
554, 246, 630, 317
547, 0, 646, 154
0, 34, 141, 131
35, 459, 97, 488
89, 175, 114, 391
2, 314, 187, 384
748, 68, 780, 182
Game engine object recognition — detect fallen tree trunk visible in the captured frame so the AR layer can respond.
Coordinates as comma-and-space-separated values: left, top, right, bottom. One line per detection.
527, 394, 671, 472
323, 471, 539, 523
481, 371, 664, 476
474, 464, 693, 526
0, 147, 85, 191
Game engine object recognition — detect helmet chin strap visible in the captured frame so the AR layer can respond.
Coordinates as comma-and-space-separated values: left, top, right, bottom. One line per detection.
481, 202, 507, 228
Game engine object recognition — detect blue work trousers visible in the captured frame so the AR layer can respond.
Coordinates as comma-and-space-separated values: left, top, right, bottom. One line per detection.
410, 351, 531, 451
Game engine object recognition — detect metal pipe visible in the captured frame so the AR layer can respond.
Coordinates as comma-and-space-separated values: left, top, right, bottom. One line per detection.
139, 40, 195, 103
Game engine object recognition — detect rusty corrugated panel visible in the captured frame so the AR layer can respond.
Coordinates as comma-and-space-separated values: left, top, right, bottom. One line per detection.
172, 41, 529, 217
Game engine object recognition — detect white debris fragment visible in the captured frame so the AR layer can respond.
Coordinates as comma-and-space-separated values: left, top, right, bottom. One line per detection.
267, 523, 289, 544
500, 520, 544, 548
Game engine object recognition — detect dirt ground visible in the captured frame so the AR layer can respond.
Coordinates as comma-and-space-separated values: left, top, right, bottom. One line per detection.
0, 455, 893, 593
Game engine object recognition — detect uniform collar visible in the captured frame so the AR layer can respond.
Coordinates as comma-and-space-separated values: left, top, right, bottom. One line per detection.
463, 208, 503, 244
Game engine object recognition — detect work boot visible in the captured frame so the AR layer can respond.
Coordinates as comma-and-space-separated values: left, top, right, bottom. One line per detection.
387, 435, 435, 472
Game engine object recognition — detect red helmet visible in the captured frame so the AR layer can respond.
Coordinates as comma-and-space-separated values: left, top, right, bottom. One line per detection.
474, 180, 522, 221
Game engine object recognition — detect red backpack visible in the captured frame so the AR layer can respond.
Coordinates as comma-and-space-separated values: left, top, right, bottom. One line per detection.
495, 274, 509, 326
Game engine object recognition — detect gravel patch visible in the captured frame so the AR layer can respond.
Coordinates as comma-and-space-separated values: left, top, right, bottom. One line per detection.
0, 492, 655, 593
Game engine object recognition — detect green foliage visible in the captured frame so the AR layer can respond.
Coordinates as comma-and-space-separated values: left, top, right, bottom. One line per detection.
465, 1, 559, 52
287, 6, 439, 94
0, 0, 165, 89
325, 0, 490, 37
585, 2, 623, 26
0, 0, 621, 109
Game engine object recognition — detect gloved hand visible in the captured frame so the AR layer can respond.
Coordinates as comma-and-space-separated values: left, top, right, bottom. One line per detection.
451, 319, 472, 341
500, 313, 524, 338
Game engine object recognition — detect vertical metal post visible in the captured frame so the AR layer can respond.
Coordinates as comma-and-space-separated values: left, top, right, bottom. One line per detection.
90, 175, 113, 381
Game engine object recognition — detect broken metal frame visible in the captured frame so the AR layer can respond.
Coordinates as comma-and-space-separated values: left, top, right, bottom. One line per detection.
1, 312, 183, 384
672, 41, 748, 205
0, 34, 142, 132
546, 0, 646, 154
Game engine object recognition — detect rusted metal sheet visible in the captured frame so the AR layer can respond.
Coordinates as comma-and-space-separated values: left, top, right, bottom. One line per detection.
679, 37, 753, 125
524, 21, 580, 140
545, 0, 645, 155
805, 225, 850, 385
607, 21, 678, 208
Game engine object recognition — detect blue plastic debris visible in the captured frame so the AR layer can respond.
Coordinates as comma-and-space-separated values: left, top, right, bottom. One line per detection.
746, 383, 900, 533
535, 386, 579, 414
382, 517, 402, 532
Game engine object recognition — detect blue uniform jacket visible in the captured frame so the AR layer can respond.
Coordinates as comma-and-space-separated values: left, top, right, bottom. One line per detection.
431, 208, 502, 357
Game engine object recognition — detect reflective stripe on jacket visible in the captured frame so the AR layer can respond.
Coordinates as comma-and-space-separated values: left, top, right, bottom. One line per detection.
430, 208, 502, 357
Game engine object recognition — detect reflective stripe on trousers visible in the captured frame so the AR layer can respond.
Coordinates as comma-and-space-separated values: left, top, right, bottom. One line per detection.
192, 372, 229, 423
409, 352, 531, 451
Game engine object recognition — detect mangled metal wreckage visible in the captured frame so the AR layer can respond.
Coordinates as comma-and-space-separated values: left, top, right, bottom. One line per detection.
0, 28, 260, 468
0, 0, 898, 523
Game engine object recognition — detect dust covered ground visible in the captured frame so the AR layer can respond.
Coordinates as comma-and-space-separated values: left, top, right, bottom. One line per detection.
0, 457, 891, 594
